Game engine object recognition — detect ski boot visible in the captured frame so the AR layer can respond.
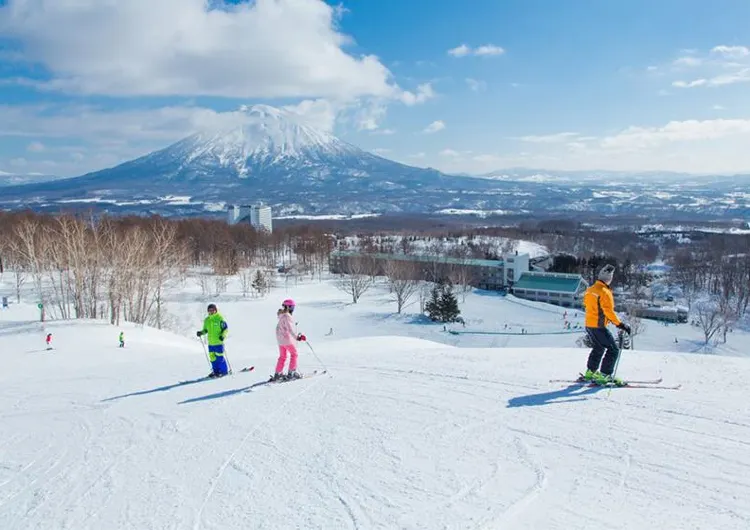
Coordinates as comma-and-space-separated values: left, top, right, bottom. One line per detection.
269, 372, 285, 382
578, 369, 598, 382
592, 372, 626, 387
207, 371, 219, 379
286, 370, 301, 380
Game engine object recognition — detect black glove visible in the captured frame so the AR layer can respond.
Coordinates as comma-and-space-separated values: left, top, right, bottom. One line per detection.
196, 331, 203, 338
219, 334, 226, 342
618, 323, 631, 335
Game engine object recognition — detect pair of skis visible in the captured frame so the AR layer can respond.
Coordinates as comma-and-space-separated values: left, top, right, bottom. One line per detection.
550, 375, 681, 390
180, 366, 326, 386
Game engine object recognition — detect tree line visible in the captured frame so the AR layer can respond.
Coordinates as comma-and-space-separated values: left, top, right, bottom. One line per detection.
0, 210, 334, 328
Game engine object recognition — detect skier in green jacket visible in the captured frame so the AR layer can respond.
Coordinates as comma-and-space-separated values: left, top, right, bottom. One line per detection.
196, 303, 229, 377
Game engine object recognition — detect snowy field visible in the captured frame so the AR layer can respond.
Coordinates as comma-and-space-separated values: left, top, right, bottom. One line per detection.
1, 274, 749, 529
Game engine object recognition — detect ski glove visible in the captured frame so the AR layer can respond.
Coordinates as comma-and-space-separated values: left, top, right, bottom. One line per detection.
296, 333, 306, 342
617, 323, 632, 335
196, 331, 204, 337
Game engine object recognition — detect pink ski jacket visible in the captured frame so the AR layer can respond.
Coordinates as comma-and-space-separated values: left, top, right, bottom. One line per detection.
276, 312, 296, 346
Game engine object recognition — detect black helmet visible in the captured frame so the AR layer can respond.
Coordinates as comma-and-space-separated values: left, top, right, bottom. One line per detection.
207, 303, 217, 312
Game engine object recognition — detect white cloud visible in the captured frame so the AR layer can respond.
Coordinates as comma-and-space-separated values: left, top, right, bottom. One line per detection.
599, 118, 750, 151
448, 44, 505, 57
399, 83, 436, 106
0, 103, 269, 175
0, 0, 405, 101
447, 44, 471, 58
673, 56, 702, 67
672, 79, 707, 88
465, 78, 487, 92
423, 120, 445, 134
711, 45, 750, 59
282, 99, 339, 132
517, 132, 581, 143
431, 118, 750, 174
474, 45, 505, 56
661, 44, 750, 89
26, 141, 45, 152
439, 149, 460, 157
370, 128, 396, 135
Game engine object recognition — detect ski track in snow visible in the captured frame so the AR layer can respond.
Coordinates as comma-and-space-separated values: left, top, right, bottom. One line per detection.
2, 278, 750, 529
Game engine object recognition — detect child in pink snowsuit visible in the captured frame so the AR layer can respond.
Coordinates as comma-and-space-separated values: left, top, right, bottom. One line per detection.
272, 299, 300, 381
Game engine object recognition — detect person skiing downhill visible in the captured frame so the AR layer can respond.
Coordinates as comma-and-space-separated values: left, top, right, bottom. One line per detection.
45, 333, 52, 350
119, 331, 125, 348
196, 303, 229, 378
581, 264, 631, 386
271, 299, 306, 382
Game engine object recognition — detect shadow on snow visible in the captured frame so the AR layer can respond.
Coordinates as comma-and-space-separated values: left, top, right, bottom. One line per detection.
178, 380, 272, 404
507, 384, 604, 408
101, 377, 217, 402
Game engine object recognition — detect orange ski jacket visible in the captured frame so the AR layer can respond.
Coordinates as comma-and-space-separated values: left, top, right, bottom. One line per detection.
583, 280, 622, 328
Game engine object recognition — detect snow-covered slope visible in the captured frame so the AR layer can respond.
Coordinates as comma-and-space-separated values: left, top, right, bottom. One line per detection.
1, 278, 749, 529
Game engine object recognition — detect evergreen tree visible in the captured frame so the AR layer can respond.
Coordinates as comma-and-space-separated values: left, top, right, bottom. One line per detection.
425, 284, 442, 320
425, 279, 462, 323
438, 283, 461, 323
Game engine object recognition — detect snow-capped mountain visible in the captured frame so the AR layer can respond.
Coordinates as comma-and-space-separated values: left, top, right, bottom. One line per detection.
1, 105, 749, 220
0, 104, 493, 216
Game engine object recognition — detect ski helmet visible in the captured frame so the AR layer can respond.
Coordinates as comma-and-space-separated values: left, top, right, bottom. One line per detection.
207, 303, 217, 312
282, 298, 295, 310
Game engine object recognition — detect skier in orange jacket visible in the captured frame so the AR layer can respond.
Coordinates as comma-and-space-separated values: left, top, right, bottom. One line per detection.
581, 264, 630, 386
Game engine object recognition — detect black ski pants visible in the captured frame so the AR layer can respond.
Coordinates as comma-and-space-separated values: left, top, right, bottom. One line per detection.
585, 327, 620, 375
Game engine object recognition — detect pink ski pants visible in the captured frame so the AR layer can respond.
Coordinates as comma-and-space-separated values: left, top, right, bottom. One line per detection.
275, 344, 298, 373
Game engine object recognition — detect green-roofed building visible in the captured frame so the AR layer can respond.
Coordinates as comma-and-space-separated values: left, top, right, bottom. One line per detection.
511, 271, 588, 308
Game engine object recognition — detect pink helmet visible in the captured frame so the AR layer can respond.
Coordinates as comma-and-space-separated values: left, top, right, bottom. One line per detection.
282, 298, 295, 308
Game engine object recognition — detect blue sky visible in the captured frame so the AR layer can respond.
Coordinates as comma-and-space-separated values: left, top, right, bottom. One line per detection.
1, 0, 750, 176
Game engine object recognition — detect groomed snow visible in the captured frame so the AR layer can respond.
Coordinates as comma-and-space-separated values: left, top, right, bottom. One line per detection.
1, 276, 749, 529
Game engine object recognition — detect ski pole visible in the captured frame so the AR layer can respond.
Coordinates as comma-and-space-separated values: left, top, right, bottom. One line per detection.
608, 327, 628, 397
223, 346, 234, 374
304, 340, 328, 372
199, 336, 212, 371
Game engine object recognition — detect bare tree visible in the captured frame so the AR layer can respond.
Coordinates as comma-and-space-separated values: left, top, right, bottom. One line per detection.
195, 274, 212, 297
214, 275, 228, 297
624, 307, 646, 350
418, 281, 432, 313
448, 262, 475, 302
694, 297, 725, 346
384, 260, 421, 313
238, 268, 254, 297
335, 256, 374, 303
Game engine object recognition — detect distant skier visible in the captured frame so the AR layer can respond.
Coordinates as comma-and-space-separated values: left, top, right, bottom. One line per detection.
271, 299, 305, 382
581, 264, 630, 386
119, 331, 125, 348
196, 303, 229, 378
45, 333, 52, 350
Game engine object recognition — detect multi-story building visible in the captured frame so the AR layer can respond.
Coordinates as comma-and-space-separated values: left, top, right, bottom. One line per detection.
227, 204, 273, 232
328, 250, 529, 290
510, 271, 588, 308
